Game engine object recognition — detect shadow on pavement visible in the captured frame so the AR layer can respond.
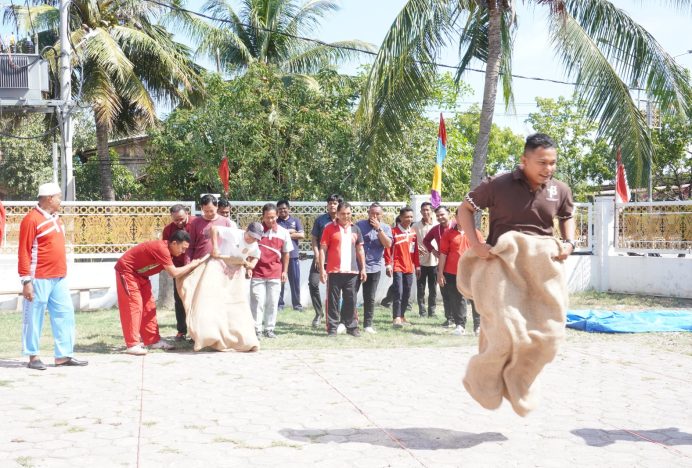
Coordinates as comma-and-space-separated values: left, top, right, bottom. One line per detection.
572, 427, 692, 446
280, 427, 507, 450
0, 359, 27, 368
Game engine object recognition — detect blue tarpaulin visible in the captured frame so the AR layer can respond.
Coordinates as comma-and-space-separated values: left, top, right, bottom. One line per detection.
566, 309, 692, 333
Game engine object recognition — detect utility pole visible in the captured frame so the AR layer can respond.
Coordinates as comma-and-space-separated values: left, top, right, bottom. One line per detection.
59, 0, 75, 200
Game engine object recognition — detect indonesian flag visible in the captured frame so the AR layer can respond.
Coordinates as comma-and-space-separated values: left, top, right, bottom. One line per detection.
430, 113, 446, 208
218, 155, 229, 195
615, 147, 630, 204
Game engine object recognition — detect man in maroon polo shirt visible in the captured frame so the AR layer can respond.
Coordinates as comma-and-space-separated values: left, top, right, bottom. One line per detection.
186, 194, 234, 263
161, 204, 193, 341
458, 133, 575, 257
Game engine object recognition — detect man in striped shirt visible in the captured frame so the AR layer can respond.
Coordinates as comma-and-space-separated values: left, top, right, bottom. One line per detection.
18, 183, 88, 370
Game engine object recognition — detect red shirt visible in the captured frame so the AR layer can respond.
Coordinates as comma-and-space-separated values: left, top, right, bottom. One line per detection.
162, 218, 193, 267
384, 225, 420, 273
0, 201, 5, 247
186, 215, 232, 261
115, 240, 173, 278
253, 224, 292, 280
320, 221, 364, 274
439, 228, 484, 275
18, 207, 67, 279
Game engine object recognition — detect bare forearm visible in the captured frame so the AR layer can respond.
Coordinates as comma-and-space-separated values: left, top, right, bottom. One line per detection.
559, 217, 576, 242
459, 202, 482, 247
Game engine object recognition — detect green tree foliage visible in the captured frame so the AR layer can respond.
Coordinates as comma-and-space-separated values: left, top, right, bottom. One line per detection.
74, 150, 143, 201
526, 96, 612, 201
652, 112, 692, 200
0, 115, 53, 200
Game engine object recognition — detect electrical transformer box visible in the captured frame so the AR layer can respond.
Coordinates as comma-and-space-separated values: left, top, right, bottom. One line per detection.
0, 54, 50, 100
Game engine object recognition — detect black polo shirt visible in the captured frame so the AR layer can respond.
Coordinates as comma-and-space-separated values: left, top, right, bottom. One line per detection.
466, 168, 574, 245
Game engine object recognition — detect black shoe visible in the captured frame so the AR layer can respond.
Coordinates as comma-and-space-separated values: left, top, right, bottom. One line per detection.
347, 328, 361, 337
380, 300, 391, 308
441, 319, 451, 327
174, 333, 186, 342
264, 330, 277, 339
312, 316, 322, 328
406, 304, 412, 312
27, 359, 46, 371
55, 357, 88, 367
327, 331, 337, 337
428, 312, 438, 318
293, 306, 304, 312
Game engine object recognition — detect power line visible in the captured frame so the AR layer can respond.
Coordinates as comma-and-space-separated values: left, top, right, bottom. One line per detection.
143, 0, 584, 87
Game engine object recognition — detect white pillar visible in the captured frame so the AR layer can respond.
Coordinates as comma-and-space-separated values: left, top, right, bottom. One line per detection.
410, 194, 430, 222
592, 196, 616, 292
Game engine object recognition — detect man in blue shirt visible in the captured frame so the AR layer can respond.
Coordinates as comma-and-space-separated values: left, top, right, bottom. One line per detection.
356, 203, 393, 334
309, 194, 343, 328
277, 200, 305, 311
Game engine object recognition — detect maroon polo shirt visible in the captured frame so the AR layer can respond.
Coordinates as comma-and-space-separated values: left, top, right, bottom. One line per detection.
161, 217, 193, 267
466, 168, 573, 245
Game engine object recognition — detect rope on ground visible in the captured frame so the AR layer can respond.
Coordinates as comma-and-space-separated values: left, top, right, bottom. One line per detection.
136, 355, 146, 468
600, 420, 691, 459
296, 353, 428, 468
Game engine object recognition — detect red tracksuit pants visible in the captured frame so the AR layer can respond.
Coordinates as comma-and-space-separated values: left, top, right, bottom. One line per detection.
116, 271, 160, 347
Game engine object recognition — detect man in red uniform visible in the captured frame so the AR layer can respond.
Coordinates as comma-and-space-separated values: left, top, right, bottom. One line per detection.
161, 204, 193, 341
19, 183, 88, 370
319, 202, 366, 337
384, 206, 421, 328
423, 206, 455, 325
115, 230, 206, 355
438, 209, 485, 336
0, 197, 5, 247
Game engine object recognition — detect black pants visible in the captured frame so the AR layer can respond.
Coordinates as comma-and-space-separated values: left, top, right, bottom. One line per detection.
308, 260, 323, 318
279, 258, 301, 309
357, 271, 381, 328
441, 272, 480, 328
392, 272, 414, 319
417, 265, 437, 315
326, 273, 359, 333
174, 278, 186, 335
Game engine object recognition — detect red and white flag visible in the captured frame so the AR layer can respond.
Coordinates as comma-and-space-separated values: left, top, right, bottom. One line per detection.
218, 154, 229, 195
615, 146, 630, 203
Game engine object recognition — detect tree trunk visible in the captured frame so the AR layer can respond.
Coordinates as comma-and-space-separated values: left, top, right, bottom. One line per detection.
470, 2, 503, 191
95, 119, 116, 201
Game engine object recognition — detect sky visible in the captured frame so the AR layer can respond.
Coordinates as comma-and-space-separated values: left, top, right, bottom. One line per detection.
2, 0, 690, 135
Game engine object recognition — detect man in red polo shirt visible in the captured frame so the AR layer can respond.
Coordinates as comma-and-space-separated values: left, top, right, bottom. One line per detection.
161, 204, 193, 341
115, 230, 206, 355
319, 202, 366, 337
251, 203, 293, 339
0, 198, 5, 247
438, 209, 485, 336
384, 206, 421, 328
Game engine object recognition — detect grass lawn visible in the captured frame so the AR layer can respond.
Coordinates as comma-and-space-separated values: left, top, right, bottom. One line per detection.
1, 291, 691, 358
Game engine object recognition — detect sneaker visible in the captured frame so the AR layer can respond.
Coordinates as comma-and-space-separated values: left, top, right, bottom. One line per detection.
441, 319, 451, 327
452, 325, 466, 336
264, 330, 277, 339
392, 317, 403, 328
125, 344, 148, 356
311, 316, 322, 328
149, 340, 175, 351
174, 333, 186, 342
347, 328, 361, 337
336, 323, 347, 335
364, 326, 377, 334
293, 306, 304, 312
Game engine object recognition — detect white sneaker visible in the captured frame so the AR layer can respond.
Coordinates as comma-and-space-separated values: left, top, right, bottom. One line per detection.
125, 344, 148, 356
149, 340, 175, 350
336, 323, 347, 335
364, 326, 377, 334
452, 325, 466, 336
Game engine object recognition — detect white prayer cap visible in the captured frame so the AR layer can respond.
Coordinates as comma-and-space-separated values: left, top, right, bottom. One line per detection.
37, 182, 62, 197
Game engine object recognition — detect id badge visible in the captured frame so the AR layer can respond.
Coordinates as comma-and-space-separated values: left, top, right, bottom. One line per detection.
409, 241, 415, 253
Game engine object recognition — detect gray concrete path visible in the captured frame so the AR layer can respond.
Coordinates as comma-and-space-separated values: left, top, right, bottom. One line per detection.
1, 341, 691, 467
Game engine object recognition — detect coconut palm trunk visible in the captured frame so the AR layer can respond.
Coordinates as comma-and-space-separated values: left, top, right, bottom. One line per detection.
95, 119, 115, 201
470, 2, 503, 190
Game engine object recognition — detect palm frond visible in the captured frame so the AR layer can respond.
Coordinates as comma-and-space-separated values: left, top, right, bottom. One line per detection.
550, 10, 652, 186
282, 40, 376, 74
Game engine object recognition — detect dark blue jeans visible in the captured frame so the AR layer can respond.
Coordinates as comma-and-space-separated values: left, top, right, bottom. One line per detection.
392, 272, 414, 319
278, 258, 301, 309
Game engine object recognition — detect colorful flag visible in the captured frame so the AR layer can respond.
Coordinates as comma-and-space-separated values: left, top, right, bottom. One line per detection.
615, 146, 630, 203
218, 154, 229, 195
431, 113, 446, 208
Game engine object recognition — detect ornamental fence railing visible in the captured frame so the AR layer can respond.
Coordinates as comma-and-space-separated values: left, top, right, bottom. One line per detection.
12, 199, 692, 258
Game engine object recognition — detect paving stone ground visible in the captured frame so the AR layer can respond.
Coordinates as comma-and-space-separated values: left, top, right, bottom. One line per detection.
1, 340, 691, 467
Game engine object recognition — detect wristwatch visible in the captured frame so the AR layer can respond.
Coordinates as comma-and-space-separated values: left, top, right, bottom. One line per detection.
562, 239, 576, 250
21, 278, 32, 286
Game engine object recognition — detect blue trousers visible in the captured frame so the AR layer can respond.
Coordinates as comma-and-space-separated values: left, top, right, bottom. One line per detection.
278, 258, 302, 309
22, 277, 75, 358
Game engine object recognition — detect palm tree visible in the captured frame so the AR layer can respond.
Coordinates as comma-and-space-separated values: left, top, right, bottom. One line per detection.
11, 0, 203, 200
359, 0, 692, 192
181, 0, 375, 75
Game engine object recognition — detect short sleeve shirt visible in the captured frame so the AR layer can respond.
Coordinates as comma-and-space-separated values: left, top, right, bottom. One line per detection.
356, 219, 392, 273
321, 222, 364, 274
439, 228, 484, 275
413, 220, 438, 267
216, 226, 260, 260
311, 213, 334, 243
466, 168, 574, 245
162, 219, 192, 267
187, 216, 233, 261
115, 240, 173, 277
277, 215, 303, 259
253, 224, 293, 279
